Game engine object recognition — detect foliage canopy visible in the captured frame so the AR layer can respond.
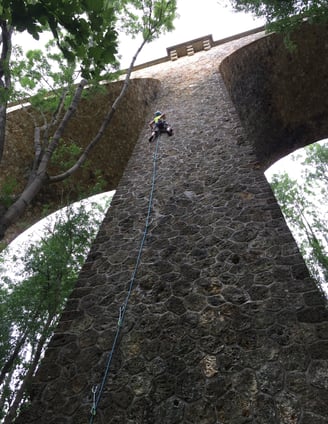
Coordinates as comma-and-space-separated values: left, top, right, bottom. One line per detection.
269, 141, 328, 294
227, 0, 328, 32
0, 0, 177, 241
0, 195, 112, 421
1, 0, 119, 78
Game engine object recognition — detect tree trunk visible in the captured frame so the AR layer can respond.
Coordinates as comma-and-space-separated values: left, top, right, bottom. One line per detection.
0, 80, 87, 240
0, 103, 7, 163
0, 172, 48, 239
0, 366, 15, 417
0, 25, 154, 240
0, 331, 28, 386
0, 21, 12, 164
3, 314, 54, 424
50, 38, 148, 183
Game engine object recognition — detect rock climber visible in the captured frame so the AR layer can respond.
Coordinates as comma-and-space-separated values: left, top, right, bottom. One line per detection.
148, 111, 173, 142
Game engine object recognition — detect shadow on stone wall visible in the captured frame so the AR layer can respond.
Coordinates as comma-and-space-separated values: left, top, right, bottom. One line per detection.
1, 78, 160, 240
220, 22, 328, 169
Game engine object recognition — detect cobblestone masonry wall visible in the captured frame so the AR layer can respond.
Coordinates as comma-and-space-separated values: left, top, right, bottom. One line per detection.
16, 31, 328, 424
220, 22, 328, 168
1, 78, 160, 244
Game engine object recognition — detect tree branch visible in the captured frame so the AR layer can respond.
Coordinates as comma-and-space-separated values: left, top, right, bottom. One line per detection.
0, 331, 28, 387
4, 314, 54, 424
49, 38, 148, 183
0, 80, 87, 236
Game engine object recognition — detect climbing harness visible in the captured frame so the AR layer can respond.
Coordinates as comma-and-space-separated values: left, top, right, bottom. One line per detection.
89, 134, 161, 423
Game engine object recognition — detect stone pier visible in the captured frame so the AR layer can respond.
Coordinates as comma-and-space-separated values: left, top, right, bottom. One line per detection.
16, 27, 328, 424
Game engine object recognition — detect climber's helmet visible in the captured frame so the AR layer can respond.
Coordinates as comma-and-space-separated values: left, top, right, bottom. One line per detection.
154, 111, 162, 117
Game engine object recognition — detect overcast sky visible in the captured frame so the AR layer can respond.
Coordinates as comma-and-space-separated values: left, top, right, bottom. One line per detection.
15, 0, 265, 68
118, 0, 265, 67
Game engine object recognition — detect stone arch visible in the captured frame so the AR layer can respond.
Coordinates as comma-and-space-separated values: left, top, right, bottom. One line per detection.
13, 28, 328, 424
2, 78, 160, 243
220, 22, 328, 168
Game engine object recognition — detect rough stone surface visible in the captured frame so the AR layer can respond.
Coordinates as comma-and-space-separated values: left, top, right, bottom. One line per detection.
1, 78, 160, 244
16, 26, 328, 424
220, 22, 328, 169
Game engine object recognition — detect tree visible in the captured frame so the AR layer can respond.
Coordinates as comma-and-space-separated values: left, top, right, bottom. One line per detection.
0, 195, 112, 422
0, 0, 177, 241
0, 0, 120, 163
226, 0, 328, 32
269, 141, 328, 292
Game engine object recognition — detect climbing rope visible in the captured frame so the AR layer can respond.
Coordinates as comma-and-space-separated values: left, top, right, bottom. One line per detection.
89, 133, 161, 423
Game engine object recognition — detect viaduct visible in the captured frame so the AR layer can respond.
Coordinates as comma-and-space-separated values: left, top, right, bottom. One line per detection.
15, 23, 328, 423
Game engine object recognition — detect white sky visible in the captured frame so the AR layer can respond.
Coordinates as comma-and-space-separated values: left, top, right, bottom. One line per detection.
118, 0, 265, 67
14, 0, 265, 68
1, 192, 115, 283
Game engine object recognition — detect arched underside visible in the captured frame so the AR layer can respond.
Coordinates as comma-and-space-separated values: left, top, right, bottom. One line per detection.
4, 78, 161, 195
1, 78, 160, 243
220, 22, 328, 169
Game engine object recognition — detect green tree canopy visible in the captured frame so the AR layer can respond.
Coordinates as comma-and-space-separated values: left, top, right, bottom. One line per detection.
268, 141, 328, 294
0, 194, 112, 422
0, 0, 121, 167
227, 0, 328, 31
1, 0, 119, 77
0, 0, 177, 241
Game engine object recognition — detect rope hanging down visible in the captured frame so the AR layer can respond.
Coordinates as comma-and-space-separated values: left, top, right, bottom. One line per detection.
89, 134, 161, 423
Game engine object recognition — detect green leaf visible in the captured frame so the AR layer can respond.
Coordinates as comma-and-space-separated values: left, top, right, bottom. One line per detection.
268, 141, 328, 289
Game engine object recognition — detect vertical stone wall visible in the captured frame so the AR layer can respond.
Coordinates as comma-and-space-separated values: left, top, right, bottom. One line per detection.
220, 22, 328, 168
16, 31, 328, 424
1, 78, 160, 244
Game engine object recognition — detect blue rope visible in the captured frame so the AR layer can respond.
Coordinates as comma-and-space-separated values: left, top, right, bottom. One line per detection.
89, 134, 161, 423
